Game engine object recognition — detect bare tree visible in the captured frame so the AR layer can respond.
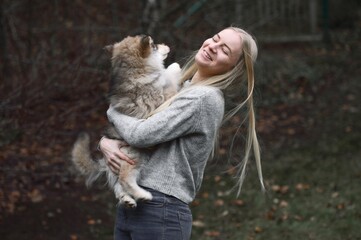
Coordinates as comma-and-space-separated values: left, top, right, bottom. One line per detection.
0, 0, 8, 85
141, 0, 165, 35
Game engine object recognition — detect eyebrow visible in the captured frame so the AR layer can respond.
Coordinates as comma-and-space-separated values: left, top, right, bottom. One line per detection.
216, 33, 232, 55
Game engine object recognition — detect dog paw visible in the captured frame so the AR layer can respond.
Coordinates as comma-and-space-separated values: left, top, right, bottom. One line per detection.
134, 190, 153, 202
167, 62, 181, 73
120, 195, 137, 208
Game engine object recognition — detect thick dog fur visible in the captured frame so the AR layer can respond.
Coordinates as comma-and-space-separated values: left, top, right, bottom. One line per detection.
72, 35, 181, 207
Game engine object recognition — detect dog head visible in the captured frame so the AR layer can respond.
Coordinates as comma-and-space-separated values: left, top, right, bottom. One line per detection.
104, 35, 170, 68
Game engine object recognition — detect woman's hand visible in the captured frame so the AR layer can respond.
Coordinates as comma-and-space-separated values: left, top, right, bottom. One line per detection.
98, 137, 136, 174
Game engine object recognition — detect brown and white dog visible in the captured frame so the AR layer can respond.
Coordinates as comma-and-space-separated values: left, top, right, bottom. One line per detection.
71, 35, 181, 207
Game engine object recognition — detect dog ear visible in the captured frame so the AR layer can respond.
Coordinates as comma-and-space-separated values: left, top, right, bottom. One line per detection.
104, 45, 114, 54
140, 35, 152, 58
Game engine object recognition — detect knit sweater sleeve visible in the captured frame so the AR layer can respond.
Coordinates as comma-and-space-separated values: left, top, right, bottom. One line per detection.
106, 86, 223, 148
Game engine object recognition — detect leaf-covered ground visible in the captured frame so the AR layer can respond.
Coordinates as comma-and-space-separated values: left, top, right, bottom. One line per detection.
1, 29, 361, 239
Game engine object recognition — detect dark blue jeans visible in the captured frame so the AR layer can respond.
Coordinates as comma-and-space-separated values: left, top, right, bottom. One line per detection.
114, 187, 192, 240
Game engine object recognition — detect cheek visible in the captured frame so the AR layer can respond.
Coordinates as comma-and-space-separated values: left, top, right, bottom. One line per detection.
194, 51, 204, 65
216, 58, 234, 72
218, 53, 241, 73
202, 39, 212, 46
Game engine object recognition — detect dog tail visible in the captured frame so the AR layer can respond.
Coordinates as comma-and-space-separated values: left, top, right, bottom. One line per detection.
71, 133, 106, 186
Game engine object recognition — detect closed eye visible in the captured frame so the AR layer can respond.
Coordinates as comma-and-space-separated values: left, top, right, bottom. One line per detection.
222, 47, 229, 55
212, 34, 231, 56
212, 34, 220, 42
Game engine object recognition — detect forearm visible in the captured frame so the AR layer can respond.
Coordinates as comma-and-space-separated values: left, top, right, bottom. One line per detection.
106, 91, 205, 148
107, 106, 195, 148
107, 87, 224, 148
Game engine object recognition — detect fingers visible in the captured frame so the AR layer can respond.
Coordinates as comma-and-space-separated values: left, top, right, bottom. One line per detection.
106, 156, 121, 173
106, 152, 136, 175
115, 151, 136, 165
105, 150, 136, 172
99, 137, 136, 166
108, 163, 119, 175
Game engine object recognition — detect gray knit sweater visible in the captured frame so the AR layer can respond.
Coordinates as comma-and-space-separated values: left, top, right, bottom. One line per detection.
107, 85, 224, 203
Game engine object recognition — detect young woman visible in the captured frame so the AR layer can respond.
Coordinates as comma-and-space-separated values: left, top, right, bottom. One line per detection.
99, 27, 265, 240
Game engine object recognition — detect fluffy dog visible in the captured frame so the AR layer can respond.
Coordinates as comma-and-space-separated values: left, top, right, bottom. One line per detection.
71, 35, 181, 207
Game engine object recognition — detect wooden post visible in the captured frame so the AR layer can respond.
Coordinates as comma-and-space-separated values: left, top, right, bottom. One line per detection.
322, 0, 330, 43
310, 0, 317, 34
141, 0, 161, 35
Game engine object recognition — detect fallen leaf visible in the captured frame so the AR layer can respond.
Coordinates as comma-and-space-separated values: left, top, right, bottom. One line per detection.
7, 203, 15, 214
232, 199, 245, 206
192, 220, 205, 227
254, 226, 263, 233
87, 219, 96, 225
271, 185, 280, 192
332, 192, 339, 198
201, 192, 209, 199
281, 186, 289, 194
28, 189, 43, 203
287, 128, 296, 135
281, 213, 289, 221
219, 148, 227, 155
295, 183, 310, 191
9, 191, 21, 201
20, 148, 29, 155
265, 210, 275, 220
70, 234, 78, 240
336, 203, 345, 210
191, 200, 200, 207
221, 210, 229, 217
279, 200, 288, 208
214, 199, 224, 207
272, 185, 290, 194
204, 231, 221, 237
214, 175, 221, 182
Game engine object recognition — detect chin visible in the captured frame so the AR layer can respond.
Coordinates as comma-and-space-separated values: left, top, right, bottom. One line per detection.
195, 55, 209, 68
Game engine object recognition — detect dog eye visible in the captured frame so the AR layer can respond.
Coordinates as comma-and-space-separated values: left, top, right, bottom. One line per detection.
150, 43, 157, 51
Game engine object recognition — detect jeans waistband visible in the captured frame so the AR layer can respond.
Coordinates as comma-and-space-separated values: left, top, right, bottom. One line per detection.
141, 186, 187, 206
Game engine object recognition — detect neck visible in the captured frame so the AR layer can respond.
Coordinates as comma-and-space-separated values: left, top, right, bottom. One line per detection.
191, 71, 207, 84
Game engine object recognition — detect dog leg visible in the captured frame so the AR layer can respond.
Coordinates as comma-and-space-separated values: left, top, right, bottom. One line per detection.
114, 182, 137, 208
119, 164, 152, 202
107, 168, 137, 208
165, 62, 182, 90
163, 63, 182, 100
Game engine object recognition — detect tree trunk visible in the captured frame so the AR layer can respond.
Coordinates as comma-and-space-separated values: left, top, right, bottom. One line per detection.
141, 0, 163, 36
0, 1, 9, 92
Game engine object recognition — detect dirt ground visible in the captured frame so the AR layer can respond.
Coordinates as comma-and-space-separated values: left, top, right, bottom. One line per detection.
1, 183, 116, 240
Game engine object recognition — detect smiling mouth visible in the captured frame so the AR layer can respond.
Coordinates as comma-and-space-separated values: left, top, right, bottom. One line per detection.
203, 50, 212, 61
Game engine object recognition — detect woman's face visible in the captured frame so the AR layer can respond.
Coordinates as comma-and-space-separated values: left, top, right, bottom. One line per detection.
195, 28, 243, 78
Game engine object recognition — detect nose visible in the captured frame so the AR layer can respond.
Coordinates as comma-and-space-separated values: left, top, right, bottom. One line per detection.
208, 42, 218, 53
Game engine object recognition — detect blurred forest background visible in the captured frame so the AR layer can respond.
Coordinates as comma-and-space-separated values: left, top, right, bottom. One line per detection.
0, 0, 360, 239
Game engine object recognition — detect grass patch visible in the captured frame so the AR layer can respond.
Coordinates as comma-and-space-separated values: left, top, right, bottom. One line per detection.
191, 141, 361, 240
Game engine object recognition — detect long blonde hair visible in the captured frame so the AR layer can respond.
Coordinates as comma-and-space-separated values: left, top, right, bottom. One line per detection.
152, 27, 265, 195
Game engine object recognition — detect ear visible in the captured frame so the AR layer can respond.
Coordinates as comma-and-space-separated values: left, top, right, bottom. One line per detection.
104, 45, 113, 54
140, 35, 152, 58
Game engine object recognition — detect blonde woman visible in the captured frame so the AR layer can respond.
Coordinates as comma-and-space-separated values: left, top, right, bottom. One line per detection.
99, 27, 265, 240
